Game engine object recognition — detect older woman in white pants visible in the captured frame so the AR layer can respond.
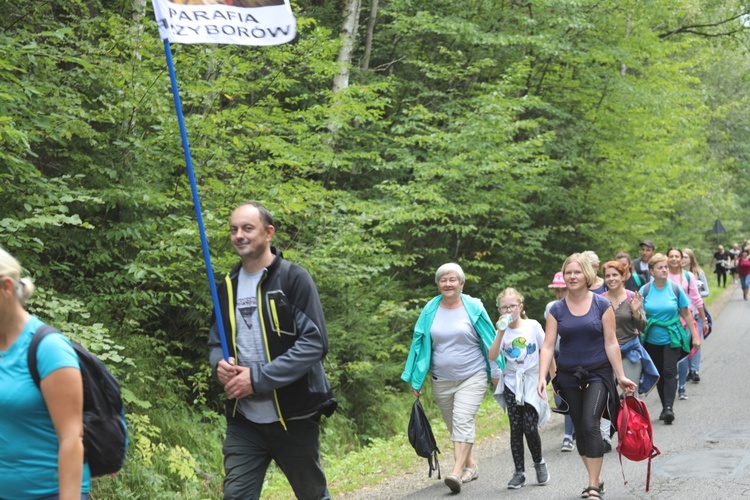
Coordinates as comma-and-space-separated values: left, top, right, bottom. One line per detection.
401, 263, 502, 494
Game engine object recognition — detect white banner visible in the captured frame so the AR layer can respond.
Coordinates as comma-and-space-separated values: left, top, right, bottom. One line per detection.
152, 0, 296, 46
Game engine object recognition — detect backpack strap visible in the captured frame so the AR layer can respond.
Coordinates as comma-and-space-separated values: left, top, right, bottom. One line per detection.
632, 272, 643, 287
642, 281, 681, 300
683, 270, 691, 285
617, 396, 631, 487
670, 281, 681, 300
27, 325, 61, 388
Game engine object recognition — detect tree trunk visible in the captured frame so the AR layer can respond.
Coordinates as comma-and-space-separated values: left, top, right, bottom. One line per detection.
361, 0, 379, 71
132, 0, 146, 62
125, 0, 147, 137
332, 0, 362, 93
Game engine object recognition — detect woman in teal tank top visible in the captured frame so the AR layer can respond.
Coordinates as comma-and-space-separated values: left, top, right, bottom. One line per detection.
640, 253, 701, 426
0, 248, 89, 499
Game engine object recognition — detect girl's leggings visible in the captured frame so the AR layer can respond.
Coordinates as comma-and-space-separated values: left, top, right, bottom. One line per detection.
504, 386, 543, 471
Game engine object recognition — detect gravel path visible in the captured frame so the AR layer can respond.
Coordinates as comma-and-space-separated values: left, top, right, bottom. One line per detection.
336, 419, 524, 499
337, 284, 738, 499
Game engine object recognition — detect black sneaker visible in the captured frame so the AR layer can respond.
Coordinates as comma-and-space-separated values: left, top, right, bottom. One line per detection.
658, 409, 665, 420
663, 407, 675, 424
507, 471, 526, 489
692, 371, 701, 383
687, 370, 695, 381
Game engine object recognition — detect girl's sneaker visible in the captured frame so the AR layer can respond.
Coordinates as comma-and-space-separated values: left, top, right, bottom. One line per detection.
534, 461, 550, 484
507, 471, 526, 489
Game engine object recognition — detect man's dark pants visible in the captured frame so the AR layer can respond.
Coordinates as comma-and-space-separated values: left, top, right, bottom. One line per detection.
223, 414, 330, 500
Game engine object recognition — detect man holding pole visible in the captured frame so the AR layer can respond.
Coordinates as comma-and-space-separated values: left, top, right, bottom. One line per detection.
208, 201, 336, 499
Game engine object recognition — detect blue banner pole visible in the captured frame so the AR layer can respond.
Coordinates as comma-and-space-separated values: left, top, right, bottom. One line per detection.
161, 39, 230, 361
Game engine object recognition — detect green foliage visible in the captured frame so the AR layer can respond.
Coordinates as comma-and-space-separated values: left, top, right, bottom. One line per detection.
93, 410, 225, 499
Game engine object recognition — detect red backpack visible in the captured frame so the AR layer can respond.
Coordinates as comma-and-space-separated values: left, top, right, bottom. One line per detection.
617, 395, 660, 491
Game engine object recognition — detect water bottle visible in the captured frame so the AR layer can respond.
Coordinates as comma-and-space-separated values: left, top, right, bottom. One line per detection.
497, 313, 513, 330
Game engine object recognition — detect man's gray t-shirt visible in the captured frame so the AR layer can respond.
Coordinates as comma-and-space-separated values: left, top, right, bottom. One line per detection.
236, 268, 278, 423
638, 260, 649, 275
430, 306, 486, 381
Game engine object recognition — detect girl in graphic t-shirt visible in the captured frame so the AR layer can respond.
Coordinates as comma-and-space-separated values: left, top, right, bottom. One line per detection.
489, 288, 551, 490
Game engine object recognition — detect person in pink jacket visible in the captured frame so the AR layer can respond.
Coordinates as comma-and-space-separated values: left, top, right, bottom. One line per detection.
666, 247, 709, 399
737, 249, 750, 301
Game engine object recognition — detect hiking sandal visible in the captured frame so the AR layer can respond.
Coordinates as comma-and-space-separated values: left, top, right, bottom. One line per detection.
444, 474, 462, 493
582, 486, 602, 498
460, 465, 478, 482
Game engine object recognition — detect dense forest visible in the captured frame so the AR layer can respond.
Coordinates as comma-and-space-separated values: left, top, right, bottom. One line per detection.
2, 0, 749, 496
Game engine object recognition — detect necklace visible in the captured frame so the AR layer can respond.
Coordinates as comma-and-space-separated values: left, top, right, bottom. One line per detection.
606, 290, 627, 309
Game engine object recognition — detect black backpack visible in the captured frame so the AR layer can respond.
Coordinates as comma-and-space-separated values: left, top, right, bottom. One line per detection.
408, 397, 440, 478
28, 325, 128, 477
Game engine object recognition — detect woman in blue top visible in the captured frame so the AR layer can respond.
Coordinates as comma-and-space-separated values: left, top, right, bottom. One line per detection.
0, 248, 89, 500
402, 263, 503, 494
538, 253, 636, 500
640, 253, 700, 425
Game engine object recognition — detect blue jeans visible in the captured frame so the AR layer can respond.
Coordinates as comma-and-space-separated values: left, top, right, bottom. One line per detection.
223, 415, 330, 500
677, 316, 703, 388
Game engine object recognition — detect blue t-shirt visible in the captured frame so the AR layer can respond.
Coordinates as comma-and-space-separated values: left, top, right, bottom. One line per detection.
641, 282, 690, 346
550, 293, 611, 387
0, 316, 91, 499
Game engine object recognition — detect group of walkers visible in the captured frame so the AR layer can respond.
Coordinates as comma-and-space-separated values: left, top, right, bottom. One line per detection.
4, 201, 748, 500
401, 239, 721, 498
711, 241, 750, 293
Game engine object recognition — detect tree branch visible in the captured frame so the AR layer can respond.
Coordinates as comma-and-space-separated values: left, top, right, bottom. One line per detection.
658, 10, 750, 39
